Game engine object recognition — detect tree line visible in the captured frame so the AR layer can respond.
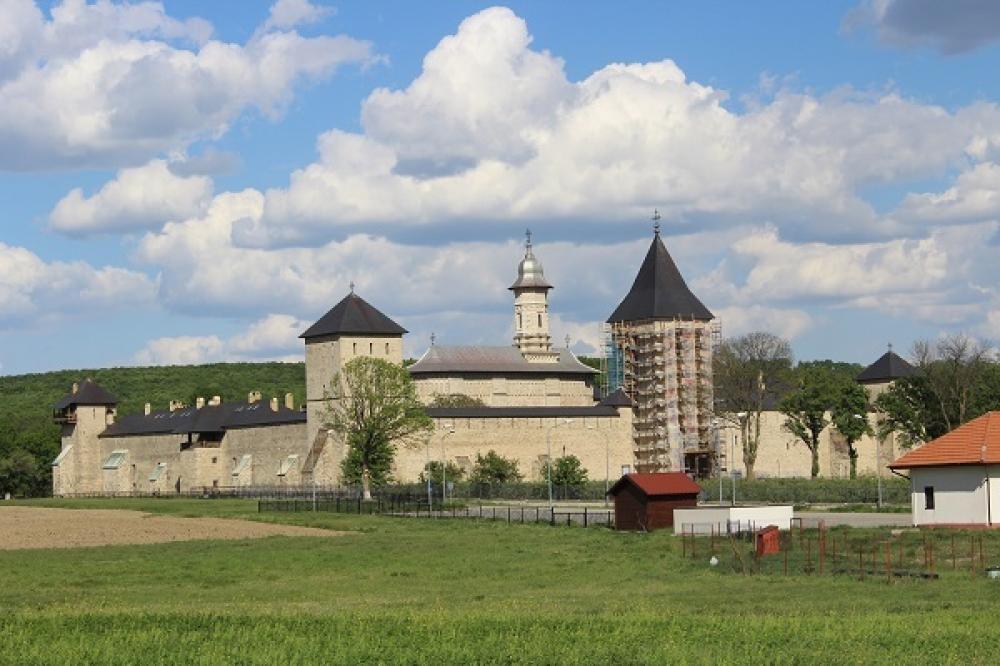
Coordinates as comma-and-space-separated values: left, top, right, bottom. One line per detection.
715, 332, 1000, 480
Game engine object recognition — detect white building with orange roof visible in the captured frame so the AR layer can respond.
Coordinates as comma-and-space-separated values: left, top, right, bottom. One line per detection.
890, 411, 1000, 527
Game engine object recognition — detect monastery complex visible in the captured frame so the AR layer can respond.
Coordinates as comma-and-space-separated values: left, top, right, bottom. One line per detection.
51, 228, 910, 495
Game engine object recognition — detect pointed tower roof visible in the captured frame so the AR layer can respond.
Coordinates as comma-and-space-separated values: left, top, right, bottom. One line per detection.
607, 231, 713, 323
300, 291, 407, 339
856, 347, 915, 384
509, 229, 553, 290
53, 378, 118, 409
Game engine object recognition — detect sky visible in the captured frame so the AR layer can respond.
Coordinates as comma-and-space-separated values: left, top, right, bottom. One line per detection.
1, 0, 1000, 375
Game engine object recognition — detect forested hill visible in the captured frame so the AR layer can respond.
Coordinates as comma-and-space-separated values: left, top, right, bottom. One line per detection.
0, 362, 306, 496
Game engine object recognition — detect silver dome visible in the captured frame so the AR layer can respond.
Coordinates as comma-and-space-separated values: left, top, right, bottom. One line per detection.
509, 230, 553, 290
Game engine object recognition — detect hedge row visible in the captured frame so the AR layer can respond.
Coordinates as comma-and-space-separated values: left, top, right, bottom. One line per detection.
696, 476, 910, 505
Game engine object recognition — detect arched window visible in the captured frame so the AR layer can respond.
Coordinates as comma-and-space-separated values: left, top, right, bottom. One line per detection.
537, 313, 543, 327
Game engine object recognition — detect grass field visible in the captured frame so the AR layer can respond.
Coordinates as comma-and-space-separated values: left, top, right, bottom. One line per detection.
2, 499, 1000, 664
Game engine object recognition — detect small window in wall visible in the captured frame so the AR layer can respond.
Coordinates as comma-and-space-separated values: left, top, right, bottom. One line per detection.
277, 455, 299, 477
924, 486, 935, 510
369, 342, 373, 354
211, 457, 218, 464
385, 342, 390, 355
232, 455, 252, 477
621, 464, 631, 476
537, 313, 542, 327
353, 342, 357, 355
102, 450, 128, 470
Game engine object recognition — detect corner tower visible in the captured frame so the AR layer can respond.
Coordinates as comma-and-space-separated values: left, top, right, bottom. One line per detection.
300, 288, 407, 476
608, 214, 717, 474
52, 378, 118, 496
509, 230, 558, 363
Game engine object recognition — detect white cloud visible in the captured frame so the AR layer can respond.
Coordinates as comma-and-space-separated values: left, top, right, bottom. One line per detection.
133, 313, 307, 365
896, 162, 1000, 225
233, 6, 1000, 248
261, 0, 332, 32
714, 305, 814, 341
0, 241, 156, 326
49, 159, 213, 235
0, 0, 376, 170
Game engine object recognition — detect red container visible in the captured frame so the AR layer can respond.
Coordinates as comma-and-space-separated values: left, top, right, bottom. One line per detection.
755, 525, 780, 557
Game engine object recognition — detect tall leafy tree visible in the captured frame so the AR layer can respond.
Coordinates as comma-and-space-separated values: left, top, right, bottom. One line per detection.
714, 331, 794, 480
873, 375, 941, 449
830, 380, 872, 479
470, 450, 522, 485
779, 368, 835, 478
324, 357, 433, 499
913, 334, 992, 431
540, 455, 588, 488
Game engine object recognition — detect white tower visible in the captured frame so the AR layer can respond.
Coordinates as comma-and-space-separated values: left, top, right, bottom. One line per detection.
509, 230, 558, 363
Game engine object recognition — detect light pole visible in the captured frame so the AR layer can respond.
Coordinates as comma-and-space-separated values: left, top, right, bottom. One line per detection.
546, 418, 574, 511
425, 435, 433, 512
855, 413, 880, 508
711, 418, 723, 505
586, 424, 611, 507
733, 412, 746, 507
440, 424, 455, 507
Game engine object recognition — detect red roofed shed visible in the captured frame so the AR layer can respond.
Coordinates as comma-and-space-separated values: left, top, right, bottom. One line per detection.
607, 472, 701, 531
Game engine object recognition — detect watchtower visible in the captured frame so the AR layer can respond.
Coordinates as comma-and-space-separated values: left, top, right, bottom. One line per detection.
51, 378, 118, 495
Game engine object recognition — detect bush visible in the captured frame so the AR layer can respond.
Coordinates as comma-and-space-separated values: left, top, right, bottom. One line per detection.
697, 476, 910, 505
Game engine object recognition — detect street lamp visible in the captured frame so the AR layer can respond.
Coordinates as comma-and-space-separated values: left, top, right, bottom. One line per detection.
440, 424, 455, 507
586, 424, 611, 507
733, 412, 747, 507
546, 418, 574, 511
711, 418, 723, 505
424, 434, 433, 512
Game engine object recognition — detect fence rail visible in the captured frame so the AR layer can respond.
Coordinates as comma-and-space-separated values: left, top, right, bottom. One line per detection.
258, 497, 614, 528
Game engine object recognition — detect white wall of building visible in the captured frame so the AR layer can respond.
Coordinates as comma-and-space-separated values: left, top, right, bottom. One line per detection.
908, 466, 993, 526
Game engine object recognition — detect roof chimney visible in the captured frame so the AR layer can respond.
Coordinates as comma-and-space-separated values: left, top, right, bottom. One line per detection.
208, 395, 221, 406
169, 400, 183, 412
269, 397, 279, 412
284, 393, 294, 410
196, 397, 205, 409
248, 390, 261, 404
144, 403, 151, 416
72, 382, 79, 395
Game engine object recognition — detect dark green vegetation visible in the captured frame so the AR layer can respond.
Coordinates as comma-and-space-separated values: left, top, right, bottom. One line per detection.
3, 499, 1000, 663
699, 476, 910, 506
0, 363, 306, 496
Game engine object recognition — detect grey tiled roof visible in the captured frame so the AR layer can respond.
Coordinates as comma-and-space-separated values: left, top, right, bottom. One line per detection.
53, 379, 118, 409
857, 350, 915, 384
300, 292, 407, 339
608, 233, 713, 323
599, 387, 635, 407
100, 402, 305, 438
408, 345, 597, 375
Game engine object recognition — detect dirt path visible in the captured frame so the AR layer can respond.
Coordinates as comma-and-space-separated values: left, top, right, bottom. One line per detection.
0, 506, 345, 550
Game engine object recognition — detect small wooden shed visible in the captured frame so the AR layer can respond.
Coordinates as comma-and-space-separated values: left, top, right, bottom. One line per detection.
607, 472, 701, 531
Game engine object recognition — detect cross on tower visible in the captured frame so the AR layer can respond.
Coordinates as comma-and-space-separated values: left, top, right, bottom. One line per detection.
430, 332, 436, 347
349, 281, 355, 294
652, 209, 661, 235
525, 228, 532, 247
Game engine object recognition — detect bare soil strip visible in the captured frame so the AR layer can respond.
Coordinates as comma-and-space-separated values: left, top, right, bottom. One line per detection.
0, 506, 344, 550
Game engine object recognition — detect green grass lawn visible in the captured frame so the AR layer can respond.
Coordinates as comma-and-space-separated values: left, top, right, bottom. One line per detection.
2, 498, 1000, 664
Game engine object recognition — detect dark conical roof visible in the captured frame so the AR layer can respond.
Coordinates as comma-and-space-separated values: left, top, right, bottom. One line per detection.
300, 292, 407, 339
857, 349, 915, 384
53, 378, 118, 409
607, 233, 713, 323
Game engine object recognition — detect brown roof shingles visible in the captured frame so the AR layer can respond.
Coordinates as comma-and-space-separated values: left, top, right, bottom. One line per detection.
890, 411, 1000, 469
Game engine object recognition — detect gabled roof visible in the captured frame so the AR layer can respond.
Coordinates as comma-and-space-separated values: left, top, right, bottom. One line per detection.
890, 411, 1000, 469
101, 401, 305, 438
607, 472, 702, 497
599, 387, 635, 408
857, 350, 915, 384
408, 345, 597, 375
607, 233, 713, 323
300, 292, 407, 339
53, 379, 118, 409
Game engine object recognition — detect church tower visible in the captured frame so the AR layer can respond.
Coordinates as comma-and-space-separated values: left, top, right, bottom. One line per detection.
509, 230, 558, 363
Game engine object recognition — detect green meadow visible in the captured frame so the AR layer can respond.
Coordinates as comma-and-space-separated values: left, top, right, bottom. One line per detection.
2, 499, 1000, 664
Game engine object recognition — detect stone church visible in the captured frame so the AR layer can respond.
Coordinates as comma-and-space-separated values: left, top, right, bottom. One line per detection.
52, 228, 907, 496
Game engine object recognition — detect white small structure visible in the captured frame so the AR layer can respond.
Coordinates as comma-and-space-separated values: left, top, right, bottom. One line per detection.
890, 411, 1000, 527
673, 505, 794, 535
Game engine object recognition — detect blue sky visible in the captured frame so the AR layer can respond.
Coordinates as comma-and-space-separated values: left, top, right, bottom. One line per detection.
1, 0, 999, 375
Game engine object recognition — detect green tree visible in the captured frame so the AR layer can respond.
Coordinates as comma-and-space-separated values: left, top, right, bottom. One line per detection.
324, 357, 433, 499
428, 393, 486, 408
713, 331, 794, 480
873, 376, 940, 449
540, 455, 588, 488
780, 368, 835, 478
0, 450, 42, 497
830, 380, 872, 479
470, 450, 522, 485
419, 460, 465, 483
